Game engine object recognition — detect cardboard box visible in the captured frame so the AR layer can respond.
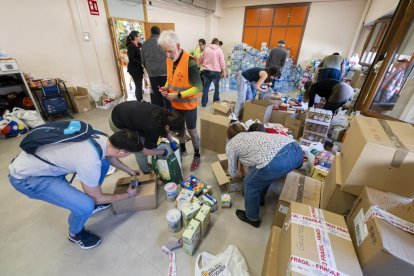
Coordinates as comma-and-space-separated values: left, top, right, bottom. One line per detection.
320, 154, 357, 215
347, 187, 414, 275
212, 100, 235, 117
273, 172, 321, 227
182, 219, 201, 255
277, 202, 363, 276
112, 174, 157, 214
211, 154, 243, 193
270, 110, 294, 124
67, 86, 92, 113
341, 116, 414, 197
242, 100, 274, 123
262, 226, 281, 276
200, 112, 231, 153
195, 204, 211, 236
284, 113, 306, 139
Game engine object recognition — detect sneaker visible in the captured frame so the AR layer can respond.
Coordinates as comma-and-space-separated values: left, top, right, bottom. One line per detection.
235, 209, 261, 228
68, 229, 102, 249
190, 157, 201, 171
92, 203, 112, 215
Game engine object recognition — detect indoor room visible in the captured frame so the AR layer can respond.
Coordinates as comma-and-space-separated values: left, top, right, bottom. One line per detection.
1, 0, 413, 275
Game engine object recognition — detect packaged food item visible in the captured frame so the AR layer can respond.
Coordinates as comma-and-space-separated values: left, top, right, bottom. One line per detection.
221, 194, 232, 208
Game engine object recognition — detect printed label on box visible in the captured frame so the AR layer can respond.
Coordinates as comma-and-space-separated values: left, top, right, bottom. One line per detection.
354, 208, 368, 246
279, 204, 290, 215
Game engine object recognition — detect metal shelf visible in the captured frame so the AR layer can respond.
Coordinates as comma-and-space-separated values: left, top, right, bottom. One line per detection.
303, 129, 328, 137
305, 118, 331, 126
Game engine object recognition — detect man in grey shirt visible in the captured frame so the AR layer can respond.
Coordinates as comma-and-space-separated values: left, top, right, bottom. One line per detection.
266, 40, 287, 69
141, 26, 171, 109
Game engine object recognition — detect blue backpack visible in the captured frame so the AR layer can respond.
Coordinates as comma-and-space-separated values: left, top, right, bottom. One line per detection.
20, 120, 107, 167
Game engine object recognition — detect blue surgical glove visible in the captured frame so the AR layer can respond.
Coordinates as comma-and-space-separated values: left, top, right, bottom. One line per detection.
170, 141, 178, 151
163, 148, 169, 157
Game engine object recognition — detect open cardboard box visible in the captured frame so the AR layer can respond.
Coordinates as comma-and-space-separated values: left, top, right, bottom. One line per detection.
242, 99, 274, 123
211, 153, 243, 193
112, 173, 157, 214
200, 112, 231, 153
262, 226, 281, 276
66, 86, 93, 113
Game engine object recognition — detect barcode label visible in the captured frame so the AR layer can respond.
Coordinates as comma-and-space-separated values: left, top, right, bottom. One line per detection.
354, 208, 368, 246
279, 204, 289, 215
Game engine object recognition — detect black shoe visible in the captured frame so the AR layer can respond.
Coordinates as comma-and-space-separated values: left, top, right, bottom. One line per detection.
236, 209, 260, 228
92, 203, 112, 215
68, 229, 102, 249
260, 200, 265, 207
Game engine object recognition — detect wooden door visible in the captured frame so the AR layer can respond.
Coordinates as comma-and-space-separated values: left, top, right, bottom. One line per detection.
144, 22, 175, 40
108, 18, 127, 97
285, 27, 303, 63
243, 4, 309, 64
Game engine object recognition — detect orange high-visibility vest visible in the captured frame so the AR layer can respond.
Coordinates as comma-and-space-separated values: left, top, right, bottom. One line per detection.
166, 50, 198, 110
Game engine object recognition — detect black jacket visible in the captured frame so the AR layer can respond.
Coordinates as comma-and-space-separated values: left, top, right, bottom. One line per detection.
127, 43, 144, 76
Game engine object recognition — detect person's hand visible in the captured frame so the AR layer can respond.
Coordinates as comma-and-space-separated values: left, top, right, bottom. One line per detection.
170, 141, 179, 151
129, 169, 140, 176
127, 185, 139, 198
159, 86, 168, 97
166, 93, 179, 101
221, 72, 227, 78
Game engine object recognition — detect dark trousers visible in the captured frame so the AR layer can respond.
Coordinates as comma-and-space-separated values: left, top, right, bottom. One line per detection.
201, 70, 221, 107
149, 76, 171, 110
317, 68, 341, 81
130, 73, 144, 101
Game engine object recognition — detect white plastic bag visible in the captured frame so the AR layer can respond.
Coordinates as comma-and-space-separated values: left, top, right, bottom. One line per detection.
11, 107, 44, 128
195, 245, 250, 276
89, 83, 117, 102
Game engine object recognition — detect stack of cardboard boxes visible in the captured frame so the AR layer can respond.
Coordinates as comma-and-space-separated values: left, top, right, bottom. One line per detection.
262, 116, 414, 275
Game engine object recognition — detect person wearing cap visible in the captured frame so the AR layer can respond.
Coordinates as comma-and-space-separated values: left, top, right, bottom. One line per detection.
126, 30, 144, 101
157, 30, 203, 171
109, 101, 186, 174
9, 129, 143, 249
317, 52, 345, 81
266, 40, 288, 70
141, 26, 171, 109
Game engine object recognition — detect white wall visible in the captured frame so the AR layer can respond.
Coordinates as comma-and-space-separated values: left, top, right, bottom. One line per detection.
147, 1, 207, 51
0, 0, 121, 96
218, 0, 366, 66
365, 0, 398, 25
298, 0, 367, 66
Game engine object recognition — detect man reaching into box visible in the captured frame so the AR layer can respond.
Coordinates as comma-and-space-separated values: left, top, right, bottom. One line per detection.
225, 123, 303, 227
9, 127, 142, 249
157, 30, 203, 171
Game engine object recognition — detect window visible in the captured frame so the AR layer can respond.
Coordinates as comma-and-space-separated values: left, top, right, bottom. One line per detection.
360, 19, 391, 66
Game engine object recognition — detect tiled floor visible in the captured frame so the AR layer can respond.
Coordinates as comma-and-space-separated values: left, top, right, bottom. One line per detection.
0, 90, 280, 276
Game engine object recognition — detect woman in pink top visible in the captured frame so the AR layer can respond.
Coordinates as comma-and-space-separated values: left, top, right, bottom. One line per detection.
199, 38, 226, 107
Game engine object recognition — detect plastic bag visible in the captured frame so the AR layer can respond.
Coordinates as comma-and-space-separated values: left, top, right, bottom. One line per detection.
0, 112, 28, 138
331, 109, 349, 128
11, 107, 44, 128
194, 245, 250, 276
89, 84, 117, 102
151, 140, 183, 183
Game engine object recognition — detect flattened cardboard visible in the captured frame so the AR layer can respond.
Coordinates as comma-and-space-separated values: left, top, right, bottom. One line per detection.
320, 154, 357, 215
262, 226, 281, 276
200, 112, 231, 153
347, 187, 414, 275
277, 202, 363, 276
112, 181, 157, 214
272, 172, 321, 227
341, 116, 414, 197
242, 100, 274, 123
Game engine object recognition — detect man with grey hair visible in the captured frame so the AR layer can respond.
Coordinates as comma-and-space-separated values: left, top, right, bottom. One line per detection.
157, 30, 203, 171
266, 40, 287, 69
141, 26, 170, 109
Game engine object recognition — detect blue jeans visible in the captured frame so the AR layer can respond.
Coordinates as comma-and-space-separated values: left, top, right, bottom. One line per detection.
201, 70, 221, 107
9, 175, 95, 235
244, 142, 303, 221
235, 76, 257, 116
